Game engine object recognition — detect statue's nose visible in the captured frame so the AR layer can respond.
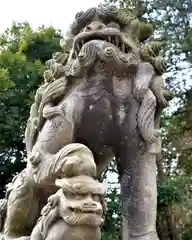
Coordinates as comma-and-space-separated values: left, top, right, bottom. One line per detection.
84, 21, 105, 31
83, 200, 97, 208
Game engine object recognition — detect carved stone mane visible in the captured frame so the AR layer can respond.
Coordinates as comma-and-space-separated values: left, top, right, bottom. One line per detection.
25, 6, 171, 155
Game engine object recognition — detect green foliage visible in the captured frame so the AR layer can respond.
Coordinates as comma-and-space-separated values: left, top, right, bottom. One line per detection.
102, 188, 121, 240
157, 176, 190, 206
0, 52, 44, 195
0, 68, 14, 90
0, 22, 63, 197
19, 26, 62, 63
0, 22, 32, 53
181, 223, 192, 240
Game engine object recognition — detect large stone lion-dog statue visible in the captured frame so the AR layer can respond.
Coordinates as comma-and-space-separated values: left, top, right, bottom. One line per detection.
0, 5, 173, 240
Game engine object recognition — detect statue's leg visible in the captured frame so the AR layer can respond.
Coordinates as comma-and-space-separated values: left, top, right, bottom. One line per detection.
115, 98, 159, 240
3, 169, 40, 238
118, 145, 159, 240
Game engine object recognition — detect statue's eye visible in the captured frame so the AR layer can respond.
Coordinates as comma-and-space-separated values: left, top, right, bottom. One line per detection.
75, 194, 85, 200
65, 192, 76, 199
107, 22, 120, 30
92, 194, 99, 202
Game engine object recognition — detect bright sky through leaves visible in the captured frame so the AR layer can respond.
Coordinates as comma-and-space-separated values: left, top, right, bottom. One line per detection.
0, 0, 102, 33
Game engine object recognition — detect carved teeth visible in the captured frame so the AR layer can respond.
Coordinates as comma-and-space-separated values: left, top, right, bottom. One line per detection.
76, 44, 81, 52
111, 37, 115, 45
107, 36, 127, 53
125, 45, 130, 53
73, 35, 129, 59
121, 44, 125, 52
76, 43, 81, 55
75, 51, 78, 58
114, 36, 120, 47
78, 52, 86, 61
74, 209, 81, 213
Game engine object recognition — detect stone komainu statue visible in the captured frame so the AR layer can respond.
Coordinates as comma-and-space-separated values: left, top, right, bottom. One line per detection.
0, 5, 173, 240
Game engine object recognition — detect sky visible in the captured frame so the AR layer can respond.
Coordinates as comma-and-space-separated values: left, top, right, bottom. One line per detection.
0, 0, 103, 34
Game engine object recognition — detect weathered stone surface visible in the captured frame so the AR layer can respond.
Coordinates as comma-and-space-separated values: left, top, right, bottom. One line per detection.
0, 5, 174, 240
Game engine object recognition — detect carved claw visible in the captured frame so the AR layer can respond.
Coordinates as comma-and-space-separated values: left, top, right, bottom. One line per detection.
47, 195, 60, 208
163, 90, 175, 102
0, 199, 7, 215
162, 99, 169, 107
147, 129, 161, 144
33, 118, 39, 127
40, 195, 59, 218
157, 90, 174, 108
158, 97, 169, 108
41, 205, 52, 216
29, 152, 41, 167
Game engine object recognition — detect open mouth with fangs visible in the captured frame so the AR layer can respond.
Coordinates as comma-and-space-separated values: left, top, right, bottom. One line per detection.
72, 30, 132, 57
69, 207, 102, 215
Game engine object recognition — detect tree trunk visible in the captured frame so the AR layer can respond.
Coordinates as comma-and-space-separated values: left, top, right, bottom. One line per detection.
156, 155, 179, 240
